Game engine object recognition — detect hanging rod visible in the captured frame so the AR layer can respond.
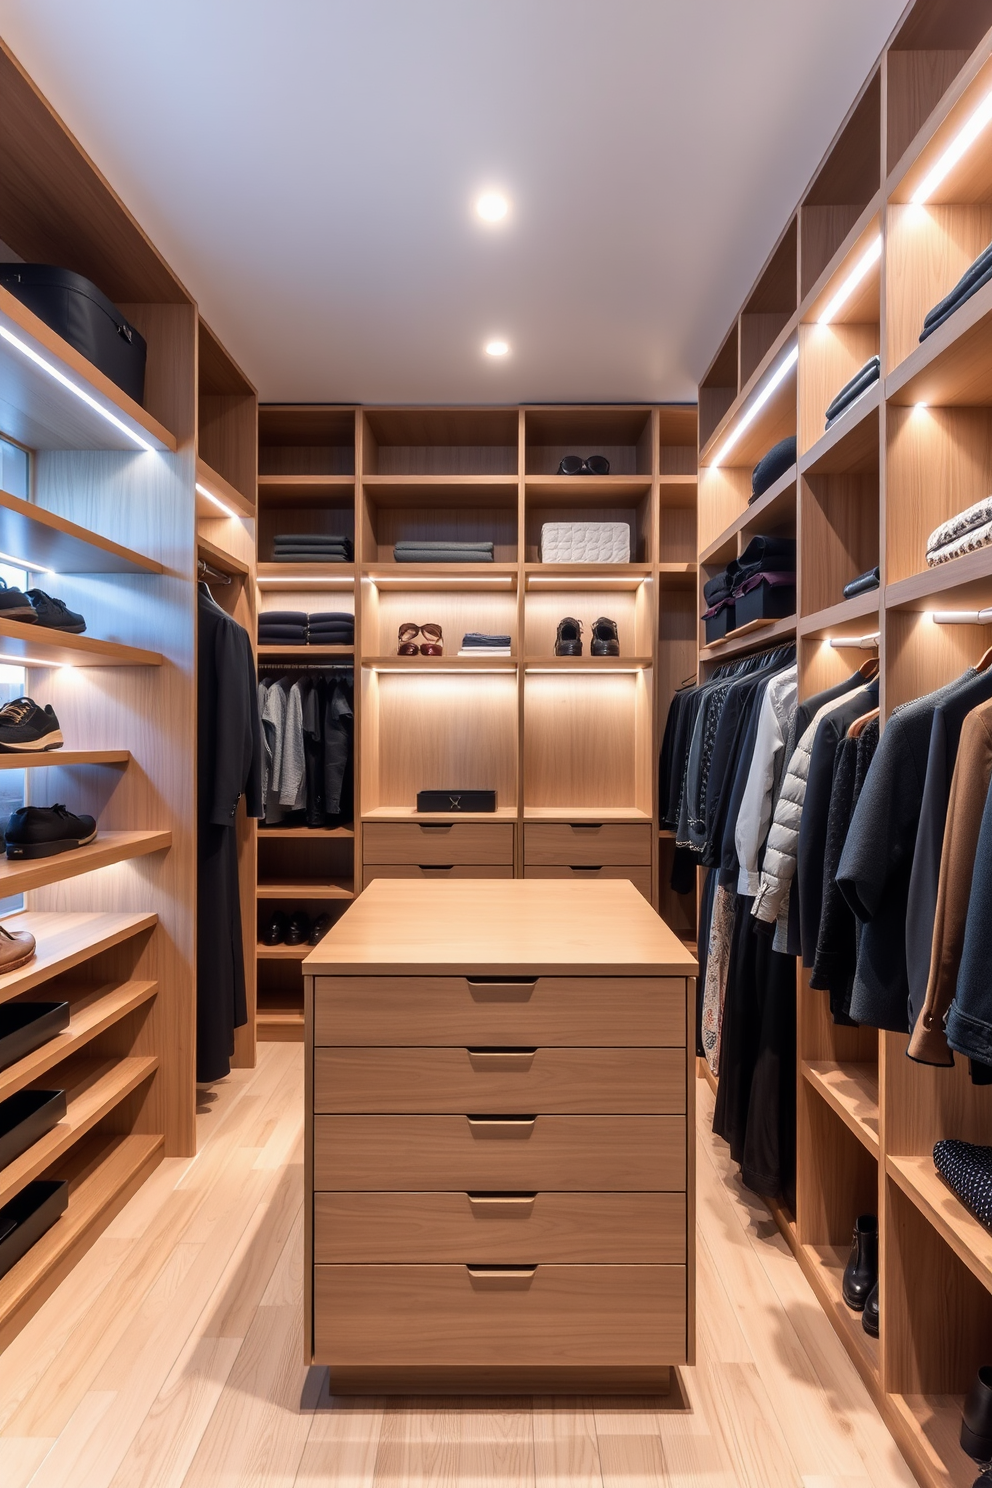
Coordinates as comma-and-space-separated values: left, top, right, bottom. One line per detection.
198, 558, 232, 586
930, 608, 992, 624
829, 631, 880, 650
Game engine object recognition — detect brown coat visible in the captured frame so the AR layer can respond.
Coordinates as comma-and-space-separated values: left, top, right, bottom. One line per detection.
909, 697, 992, 1064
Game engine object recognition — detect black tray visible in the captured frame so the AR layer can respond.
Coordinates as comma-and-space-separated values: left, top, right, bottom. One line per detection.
0, 1179, 68, 1280
0, 1089, 66, 1171
0, 1002, 70, 1074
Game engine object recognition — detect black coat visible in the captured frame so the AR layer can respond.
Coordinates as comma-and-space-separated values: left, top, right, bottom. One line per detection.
197, 585, 263, 1082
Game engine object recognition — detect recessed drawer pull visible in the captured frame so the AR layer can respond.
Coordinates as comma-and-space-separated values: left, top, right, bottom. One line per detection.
467, 1265, 538, 1281
569, 823, 603, 831
418, 864, 455, 872
467, 1193, 537, 1208
418, 824, 454, 832
466, 977, 538, 1002
568, 865, 603, 872
467, 1115, 536, 1138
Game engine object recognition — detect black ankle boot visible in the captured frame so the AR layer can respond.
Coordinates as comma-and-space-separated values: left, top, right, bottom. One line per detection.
862, 1280, 879, 1337
962, 1367, 992, 1462
842, 1214, 877, 1312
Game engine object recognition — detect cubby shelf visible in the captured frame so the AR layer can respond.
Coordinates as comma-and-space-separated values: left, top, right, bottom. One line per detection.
524, 563, 652, 584
524, 475, 653, 502
0, 487, 164, 576
523, 806, 653, 823
800, 1243, 880, 1381
197, 534, 249, 578
0, 979, 158, 1104
699, 332, 798, 466
256, 880, 354, 900
888, 1393, 977, 1488
698, 613, 797, 662
0, 1053, 158, 1212
0, 831, 170, 901
0, 621, 163, 670
0, 1131, 164, 1355
257, 644, 353, 659
364, 656, 514, 670
803, 1059, 880, 1156
363, 474, 518, 496
0, 911, 156, 1006
887, 1154, 992, 1297
800, 385, 880, 476
699, 466, 796, 566
887, 275, 992, 407
0, 285, 176, 454
258, 563, 355, 583
195, 456, 255, 520
362, 806, 519, 823
798, 591, 880, 638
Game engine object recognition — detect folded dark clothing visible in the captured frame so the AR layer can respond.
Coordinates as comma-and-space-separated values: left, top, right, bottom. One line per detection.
274, 533, 353, 546
461, 633, 512, 646
258, 611, 307, 626
259, 631, 307, 645
923, 240, 992, 330
308, 612, 354, 624
736, 534, 796, 577
309, 636, 353, 647
702, 595, 736, 620
703, 568, 738, 607
273, 546, 353, 557
307, 622, 354, 633
843, 567, 880, 599
751, 436, 796, 500
393, 540, 494, 552
273, 552, 352, 563
920, 260, 992, 340
394, 549, 494, 563
732, 570, 797, 598
308, 628, 354, 640
825, 356, 880, 426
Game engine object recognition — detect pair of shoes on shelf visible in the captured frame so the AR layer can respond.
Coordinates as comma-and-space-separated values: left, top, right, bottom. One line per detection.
842, 1213, 879, 1337
5, 803, 96, 860
261, 909, 333, 947
0, 581, 85, 633
397, 623, 443, 656
555, 617, 619, 657
557, 454, 611, 476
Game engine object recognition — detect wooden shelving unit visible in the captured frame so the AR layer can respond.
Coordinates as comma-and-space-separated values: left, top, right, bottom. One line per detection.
696, 5, 992, 1485
254, 404, 698, 1035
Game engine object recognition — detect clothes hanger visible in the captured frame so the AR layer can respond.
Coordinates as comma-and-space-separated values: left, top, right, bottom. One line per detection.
857, 655, 879, 681
977, 641, 992, 674
848, 706, 879, 739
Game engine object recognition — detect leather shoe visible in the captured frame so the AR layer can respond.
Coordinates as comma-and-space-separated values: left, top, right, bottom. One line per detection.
962, 1366, 992, 1461
284, 910, 311, 946
308, 913, 333, 946
591, 617, 620, 657
555, 618, 582, 657
260, 911, 288, 946
0, 921, 35, 972
842, 1213, 878, 1312
862, 1280, 879, 1337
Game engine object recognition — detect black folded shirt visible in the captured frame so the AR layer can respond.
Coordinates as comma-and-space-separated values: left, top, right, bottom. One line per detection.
842, 567, 880, 599
751, 436, 797, 501
825, 356, 880, 427
921, 240, 992, 341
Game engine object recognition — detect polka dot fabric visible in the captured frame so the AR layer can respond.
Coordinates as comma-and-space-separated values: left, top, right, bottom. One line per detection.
934, 1139, 992, 1230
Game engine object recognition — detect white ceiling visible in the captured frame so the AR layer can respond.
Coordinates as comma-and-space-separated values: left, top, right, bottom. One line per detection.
0, 0, 906, 405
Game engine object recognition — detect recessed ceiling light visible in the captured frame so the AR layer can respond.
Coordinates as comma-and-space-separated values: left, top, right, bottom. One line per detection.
476, 192, 508, 222
485, 340, 509, 357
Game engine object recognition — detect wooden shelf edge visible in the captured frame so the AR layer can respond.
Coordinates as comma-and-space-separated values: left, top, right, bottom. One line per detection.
195, 456, 255, 519
257, 943, 311, 960
0, 1132, 164, 1356
798, 382, 881, 477
887, 1153, 992, 1299
699, 614, 797, 662
885, 547, 992, 611
258, 474, 355, 488
197, 532, 250, 578
1, 830, 170, 899
798, 591, 880, 639
0, 619, 163, 669
0, 910, 157, 1007
256, 882, 354, 900
258, 826, 354, 839
0, 750, 131, 771
0, 979, 158, 1104
885, 274, 992, 406
798, 1244, 880, 1383
0, 485, 164, 577
802, 1059, 880, 1156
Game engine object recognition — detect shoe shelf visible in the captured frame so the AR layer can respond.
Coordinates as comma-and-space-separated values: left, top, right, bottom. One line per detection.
255, 879, 354, 900
523, 563, 652, 586
0, 978, 157, 1105
887, 1154, 992, 1298
0, 911, 156, 1007
0, 1051, 158, 1212
256, 1006, 306, 1039
256, 942, 311, 961
0, 1130, 163, 1355
0, 487, 165, 576
0, 285, 176, 455
362, 655, 514, 670
0, 620, 162, 670
800, 1242, 880, 1382
802, 1059, 880, 1157
0, 750, 130, 770
887, 1394, 976, 1488
522, 656, 652, 671
0, 830, 170, 900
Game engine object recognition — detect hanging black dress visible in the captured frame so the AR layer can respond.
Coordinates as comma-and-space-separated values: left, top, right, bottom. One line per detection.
197, 584, 263, 1082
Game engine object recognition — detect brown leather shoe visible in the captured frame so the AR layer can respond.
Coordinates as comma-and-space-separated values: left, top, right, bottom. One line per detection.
0, 922, 36, 973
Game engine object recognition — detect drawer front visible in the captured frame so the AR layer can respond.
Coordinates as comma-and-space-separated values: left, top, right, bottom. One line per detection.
314, 1115, 686, 1191
314, 1192, 686, 1264
363, 822, 514, 865
524, 864, 651, 900
364, 864, 514, 883
314, 975, 686, 1047
314, 1046, 684, 1114
524, 823, 652, 867
314, 1264, 686, 1367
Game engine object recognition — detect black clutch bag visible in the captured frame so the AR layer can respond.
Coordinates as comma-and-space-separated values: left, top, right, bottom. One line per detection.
416, 790, 497, 813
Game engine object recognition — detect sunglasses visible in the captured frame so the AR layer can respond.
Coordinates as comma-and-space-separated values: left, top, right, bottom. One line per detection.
557, 454, 611, 476
398, 622, 444, 656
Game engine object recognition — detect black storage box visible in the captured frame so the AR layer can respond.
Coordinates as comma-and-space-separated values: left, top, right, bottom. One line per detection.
0, 1002, 70, 1074
0, 265, 147, 405
416, 790, 497, 813
733, 580, 796, 629
704, 604, 736, 645
0, 1088, 66, 1170
0, 1179, 68, 1281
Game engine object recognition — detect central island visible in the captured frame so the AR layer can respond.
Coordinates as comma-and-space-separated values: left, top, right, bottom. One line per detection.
303, 877, 697, 1394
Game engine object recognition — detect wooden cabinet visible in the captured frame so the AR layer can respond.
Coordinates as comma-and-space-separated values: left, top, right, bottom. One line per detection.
304, 878, 696, 1393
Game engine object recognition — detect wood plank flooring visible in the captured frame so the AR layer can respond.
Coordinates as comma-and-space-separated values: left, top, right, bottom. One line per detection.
0, 1045, 919, 1487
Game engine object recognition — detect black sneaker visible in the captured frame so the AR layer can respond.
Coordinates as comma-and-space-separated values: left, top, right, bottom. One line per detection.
0, 698, 63, 753
0, 578, 37, 624
5, 804, 97, 859
26, 590, 86, 634
308, 913, 333, 946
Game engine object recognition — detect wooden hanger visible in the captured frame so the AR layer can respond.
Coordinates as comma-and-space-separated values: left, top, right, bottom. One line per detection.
977, 641, 992, 673
858, 655, 879, 681
848, 706, 879, 739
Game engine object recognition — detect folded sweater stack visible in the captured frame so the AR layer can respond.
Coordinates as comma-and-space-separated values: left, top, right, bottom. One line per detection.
921, 241, 992, 341
258, 610, 354, 646
702, 534, 797, 618
825, 356, 880, 429
273, 533, 354, 563
926, 495, 992, 567
459, 631, 511, 656
308, 611, 355, 646
393, 540, 494, 563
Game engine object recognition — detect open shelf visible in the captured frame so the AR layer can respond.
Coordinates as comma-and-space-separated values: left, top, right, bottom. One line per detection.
699, 613, 796, 662
0, 979, 157, 1104
887, 275, 992, 407
523, 657, 652, 671
800, 1243, 879, 1380
0, 750, 130, 771
523, 806, 653, 823
256, 880, 354, 900
524, 563, 652, 586
698, 465, 796, 566
256, 1005, 306, 1038
363, 475, 518, 499
258, 563, 355, 584
803, 1059, 879, 1156
0, 830, 170, 900
197, 533, 249, 578
0, 1130, 164, 1354
699, 335, 797, 468
888, 1393, 977, 1488
258, 826, 354, 840
257, 474, 355, 507
194, 456, 255, 522
0, 1052, 158, 1211
524, 475, 652, 502
888, 1154, 992, 1298
886, 546, 992, 611
0, 487, 164, 576
0, 285, 176, 454
0, 620, 163, 670
258, 644, 354, 659
800, 382, 880, 476
364, 656, 515, 672
365, 562, 517, 583
0, 911, 156, 1006
256, 943, 312, 961
797, 590, 880, 639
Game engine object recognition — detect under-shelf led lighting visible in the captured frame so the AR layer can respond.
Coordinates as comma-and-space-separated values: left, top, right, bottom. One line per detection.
0, 325, 156, 452
931, 608, 992, 624
372, 665, 515, 674
912, 88, 992, 204
369, 575, 513, 588
526, 666, 642, 674
711, 346, 798, 468
257, 576, 354, 588
0, 549, 53, 574
196, 483, 238, 518
817, 236, 882, 325
526, 576, 646, 589
827, 631, 880, 650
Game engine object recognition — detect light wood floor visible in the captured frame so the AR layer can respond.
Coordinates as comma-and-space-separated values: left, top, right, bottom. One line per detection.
0, 1043, 918, 1488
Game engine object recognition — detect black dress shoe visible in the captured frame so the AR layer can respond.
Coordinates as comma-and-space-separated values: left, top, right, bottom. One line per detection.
5, 804, 96, 859
591, 616, 620, 657
284, 910, 311, 946
962, 1366, 992, 1461
261, 911, 288, 946
555, 618, 583, 656
308, 913, 333, 946
842, 1213, 878, 1312
862, 1280, 879, 1337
